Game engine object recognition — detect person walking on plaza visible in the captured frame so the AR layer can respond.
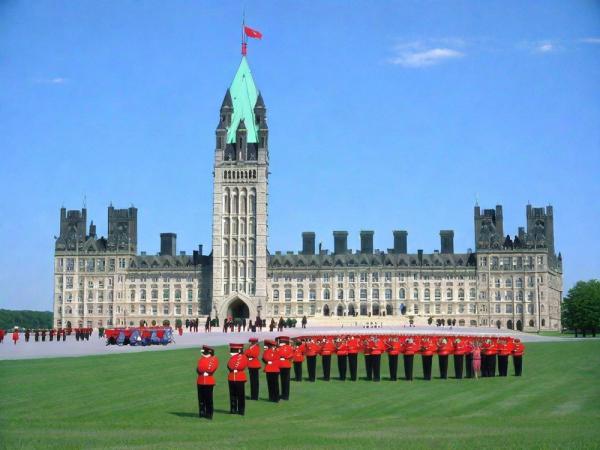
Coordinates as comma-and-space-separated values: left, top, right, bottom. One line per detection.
196, 345, 219, 420
276, 336, 293, 400
301, 316, 307, 329
512, 338, 525, 376
12, 327, 19, 345
205, 315, 211, 332
244, 338, 261, 400
277, 317, 285, 333
292, 338, 305, 382
262, 339, 280, 402
227, 343, 248, 415
453, 337, 466, 379
472, 341, 482, 379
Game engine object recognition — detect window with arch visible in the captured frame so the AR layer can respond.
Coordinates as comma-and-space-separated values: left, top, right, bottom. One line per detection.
249, 218, 256, 234
434, 289, 441, 301
232, 195, 239, 214
349, 289, 355, 299
223, 261, 229, 278
175, 289, 181, 302
240, 239, 246, 257
469, 288, 476, 300
239, 262, 246, 278
249, 195, 256, 214
323, 289, 331, 300
224, 192, 230, 214
309, 290, 316, 301
372, 289, 379, 300
446, 289, 453, 300
223, 218, 230, 235
232, 218, 238, 235
399, 288, 406, 299
240, 218, 246, 235
223, 239, 229, 256
385, 289, 392, 300
458, 288, 464, 301
140, 289, 146, 301
424, 288, 430, 301
130, 291, 135, 301
232, 239, 238, 256
297, 289, 304, 300
240, 196, 247, 214
285, 289, 292, 301
413, 288, 419, 300
151, 290, 158, 301
248, 261, 255, 278
187, 290, 193, 301
273, 289, 280, 301
360, 289, 367, 300
337, 289, 344, 300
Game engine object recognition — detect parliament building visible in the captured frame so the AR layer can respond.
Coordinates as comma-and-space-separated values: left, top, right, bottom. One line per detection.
53, 57, 563, 332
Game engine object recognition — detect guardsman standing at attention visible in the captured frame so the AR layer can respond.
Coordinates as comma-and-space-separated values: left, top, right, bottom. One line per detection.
347, 335, 360, 381
305, 338, 320, 382
262, 339, 280, 402
363, 337, 373, 381
41, 329, 46, 342
25, 329, 31, 342
371, 336, 385, 382
227, 343, 248, 415
482, 337, 497, 377
420, 336, 436, 381
321, 337, 336, 381
386, 336, 401, 381
497, 338, 512, 377
512, 338, 525, 376
34, 329, 39, 342
437, 337, 453, 379
464, 337, 474, 378
49, 328, 55, 342
292, 338, 305, 382
196, 345, 219, 420
453, 337, 466, 379
402, 336, 419, 381
244, 338, 261, 400
276, 336, 293, 400
336, 337, 348, 381
0, 328, 5, 343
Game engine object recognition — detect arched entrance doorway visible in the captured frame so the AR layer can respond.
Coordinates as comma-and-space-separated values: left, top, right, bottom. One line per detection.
323, 305, 330, 316
336, 305, 344, 316
227, 298, 250, 319
507, 319, 513, 330
385, 304, 393, 316
348, 303, 356, 316
360, 303, 367, 316
66, 321, 72, 329
372, 303, 380, 316
516, 320, 523, 331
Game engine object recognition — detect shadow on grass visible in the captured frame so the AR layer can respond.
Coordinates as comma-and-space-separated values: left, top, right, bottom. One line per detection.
169, 412, 198, 419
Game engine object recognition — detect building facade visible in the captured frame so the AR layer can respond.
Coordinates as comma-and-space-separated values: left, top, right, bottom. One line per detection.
53, 57, 563, 331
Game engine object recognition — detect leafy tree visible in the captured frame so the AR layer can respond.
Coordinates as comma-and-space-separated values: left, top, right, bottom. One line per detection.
0, 309, 52, 329
562, 280, 600, 337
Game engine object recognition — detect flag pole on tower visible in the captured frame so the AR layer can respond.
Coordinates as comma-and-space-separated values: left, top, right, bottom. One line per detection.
241, 13, 262, 56
241, 10, 247, 56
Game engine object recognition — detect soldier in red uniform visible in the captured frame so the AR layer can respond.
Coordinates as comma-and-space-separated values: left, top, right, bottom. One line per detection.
420, 336, 436, 380
497, 338, 513, 377
386, 336, 401, 381
336, 337, 348, 381
244, 337, 261, 400
321, 337, 336, 381
371, 336, 386, 382
402, 336, 419, 381
0, 329, 5, 344
196, 345, 219, 419
363, 338, 373, 381
305, 338, 320, 382
276, 336, 293, 400
262, 339, 280, 402
292, 338, 305, 382
453, 337, 467, 379
512, 338, 525, 376
347, 335, 360, 381
227, 343, 248, 415
49, 329, 55, 342
437, 337, 453, 379
464, 337, 474, 378
481, 337, 497, 377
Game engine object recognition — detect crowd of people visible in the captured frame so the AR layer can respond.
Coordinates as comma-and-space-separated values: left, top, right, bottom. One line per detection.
1, 326, 93, 344
196, 333, 525, 419
104, 327, 174, 346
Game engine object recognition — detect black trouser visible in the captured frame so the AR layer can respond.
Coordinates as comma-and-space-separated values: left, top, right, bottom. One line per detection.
372, 354, 381, 382
63, 334, 66, 341
307, 356, 317, 381
293, 361, 303, 381
348, 353, 358, 380
465, 354, 473, 378
489, 354, 496, 377
498, 355, 509, 376
42, 335, 46, 342
266, 372, 280, 402
248, 368, 259, 400
403, 354, 414, 380
322, 355, 331, 381
513, 355, 523, 376
279, 367, 291, 400
454, 354, 464, 379
337, 354, 347, 380
439, 355, 449, 379
364, 354, 373, 380
228, 381, 245, 414
197, 385, 214, 419
388, 354, 398, 381
481, 354, 488, 377
49, 334, 53, 341
422, 355, 433, 380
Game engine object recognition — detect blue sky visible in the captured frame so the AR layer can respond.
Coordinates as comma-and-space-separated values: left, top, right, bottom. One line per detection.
1, 1, 599, 310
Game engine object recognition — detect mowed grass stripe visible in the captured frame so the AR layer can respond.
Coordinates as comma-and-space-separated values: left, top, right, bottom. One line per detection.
1, 340, 599, 449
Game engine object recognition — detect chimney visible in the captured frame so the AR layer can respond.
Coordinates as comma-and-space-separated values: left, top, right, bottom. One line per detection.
160, 233, 177, 257
393, 230, 407, 253
440, 230, 454, 254
302, 232, 315, 255
333, 231, 348, 254
360, 230, 374, 254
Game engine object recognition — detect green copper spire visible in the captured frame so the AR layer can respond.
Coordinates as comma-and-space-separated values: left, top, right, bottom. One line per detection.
227, 56, 259, 144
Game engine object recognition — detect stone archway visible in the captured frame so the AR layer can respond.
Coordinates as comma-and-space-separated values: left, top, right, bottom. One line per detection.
217, 295, 257, 323
228, 298, 250, 319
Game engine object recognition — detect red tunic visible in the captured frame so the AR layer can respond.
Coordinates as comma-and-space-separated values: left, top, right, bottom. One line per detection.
420, 339, 436, 356
227, 353, 248, 382
277, 344, 293, 369
12, 331, 19, 342
336, 341, 349, 356
197, 355, 219, 385
387, 339, 401, 356
512, 342, 525, 356
371, 339, 386, 356
347, 337, 360, 354
402, 339, 419, 356
497, 340, 512, 356
293, 344, 306, 363
305, 342, 320, 357
453, 339, 467, 356
437, 339, 453, 356
244, 343, 262, 369
262, 348, 280, 373
321, 339, 336, 356
482, 340, 497, 356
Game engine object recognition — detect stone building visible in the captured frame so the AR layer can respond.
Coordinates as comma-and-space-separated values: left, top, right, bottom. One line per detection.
52, 56, 563, 331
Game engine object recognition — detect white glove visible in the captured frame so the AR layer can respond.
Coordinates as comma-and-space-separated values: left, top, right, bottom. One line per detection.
203, 372, 209, 376
267, 361, 273, 364
233, 369, 238, 373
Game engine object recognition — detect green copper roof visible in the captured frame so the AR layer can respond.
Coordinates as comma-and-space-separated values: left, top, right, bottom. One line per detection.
227, 57, 259, 144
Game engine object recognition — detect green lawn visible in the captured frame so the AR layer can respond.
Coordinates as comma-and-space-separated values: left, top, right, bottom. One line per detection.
1, 341, 599, 449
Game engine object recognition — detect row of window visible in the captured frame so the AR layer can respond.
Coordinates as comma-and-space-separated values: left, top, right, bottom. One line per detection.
59, 289, 203, 303
223, 169, 257, 180
57, 257, 127, 273
222, 239, 256, 256
271, 272, 477, 283
223, 218, 256, 236
479, 255, 545, 269
60, 304, 196, 316
223, 283, 256, 295
222, 188, 257, 215
271, 287, 478, 302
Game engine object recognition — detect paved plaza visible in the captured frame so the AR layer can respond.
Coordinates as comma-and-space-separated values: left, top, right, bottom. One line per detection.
0, 325, 575, 361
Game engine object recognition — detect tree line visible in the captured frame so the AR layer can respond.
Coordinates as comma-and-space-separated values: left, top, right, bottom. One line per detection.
0, 309, 53, 330
561, 280, 600, 337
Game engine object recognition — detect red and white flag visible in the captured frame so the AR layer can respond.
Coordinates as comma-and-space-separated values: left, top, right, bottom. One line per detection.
244, 26, 262, 39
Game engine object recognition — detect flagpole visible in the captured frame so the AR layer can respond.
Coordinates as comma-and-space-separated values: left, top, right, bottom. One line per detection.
241, 10, 247, 56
